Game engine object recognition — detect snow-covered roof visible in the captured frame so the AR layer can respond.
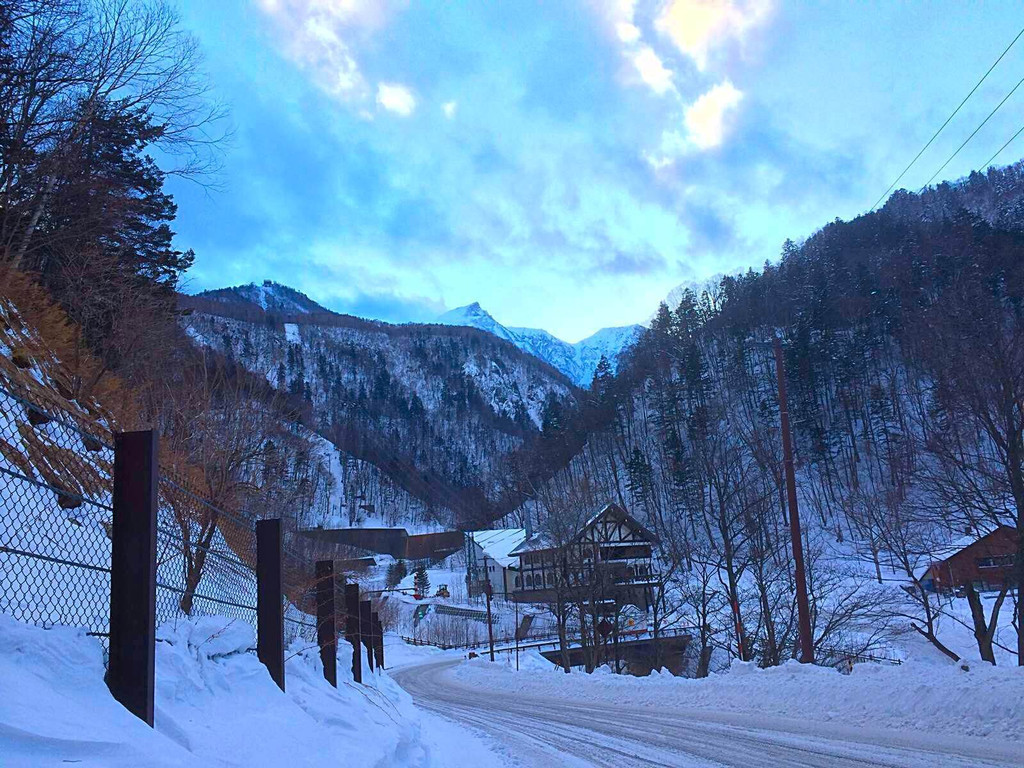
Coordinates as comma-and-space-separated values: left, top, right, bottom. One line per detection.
509, 504, 658, 556
468, 528, 527, 568
509, 532, 554, 556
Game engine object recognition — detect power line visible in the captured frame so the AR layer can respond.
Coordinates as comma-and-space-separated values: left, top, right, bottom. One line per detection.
978, 122, 1024, 172
871, 24, 1024, 210
920, 72, 1024, 190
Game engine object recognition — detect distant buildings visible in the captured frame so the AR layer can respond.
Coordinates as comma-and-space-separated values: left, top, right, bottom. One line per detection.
463, 504, 662, 613
465, 528, 527, 599
923, 526, 1018, 593
509, 503, 660, 612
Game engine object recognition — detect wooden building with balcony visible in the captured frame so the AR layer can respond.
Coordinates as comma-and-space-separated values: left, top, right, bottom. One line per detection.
508, 503, 660, 611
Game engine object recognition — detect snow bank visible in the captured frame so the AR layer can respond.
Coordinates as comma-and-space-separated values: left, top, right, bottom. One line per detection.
455, 651, 1024, 741
0, 615, 183, 768
1, 614, 496, 767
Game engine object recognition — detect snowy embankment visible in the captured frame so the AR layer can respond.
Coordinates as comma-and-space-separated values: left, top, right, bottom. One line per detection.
453, 649, 1024, 742
0, 615, 495, 768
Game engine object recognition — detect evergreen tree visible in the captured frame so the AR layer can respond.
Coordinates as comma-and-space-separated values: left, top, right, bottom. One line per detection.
386, 558, 408, 589
413, 562, 430, 596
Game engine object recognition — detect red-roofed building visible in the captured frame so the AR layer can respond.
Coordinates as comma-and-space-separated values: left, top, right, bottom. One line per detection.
923, 526, 1018, 593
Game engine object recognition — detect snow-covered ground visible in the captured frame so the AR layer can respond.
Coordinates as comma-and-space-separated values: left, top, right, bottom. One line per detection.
452, 646, 1024, 741
0, 615, 498, 768
6, 617, 1023, 768
393, 641, 1024, 767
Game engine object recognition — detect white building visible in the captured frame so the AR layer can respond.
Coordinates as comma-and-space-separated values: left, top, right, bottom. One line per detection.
465, 529, 526, 599
508, 503, 660, 611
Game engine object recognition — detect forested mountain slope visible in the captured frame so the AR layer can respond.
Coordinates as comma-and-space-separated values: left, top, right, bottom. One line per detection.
520, 163, 1024, 669
180, 286, 579, 529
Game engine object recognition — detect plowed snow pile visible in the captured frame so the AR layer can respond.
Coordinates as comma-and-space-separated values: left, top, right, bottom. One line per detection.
0, 615, 496, 767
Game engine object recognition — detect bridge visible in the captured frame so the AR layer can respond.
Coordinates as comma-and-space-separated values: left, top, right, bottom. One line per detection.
489, 627, 692, 676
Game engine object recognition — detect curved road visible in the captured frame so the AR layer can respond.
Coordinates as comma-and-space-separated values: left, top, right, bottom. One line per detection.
394, 659, 1023, 768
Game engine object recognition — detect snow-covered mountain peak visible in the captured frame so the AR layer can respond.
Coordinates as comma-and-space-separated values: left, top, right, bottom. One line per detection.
436, 303, 642, 386
195, 281, 330, 316
437, 303, 520, 344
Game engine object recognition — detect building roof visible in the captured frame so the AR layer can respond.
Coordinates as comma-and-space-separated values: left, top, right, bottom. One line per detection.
509, 531, 554, 556
919, 525, 1018, 579
468, 528, 527, 568
509, 503, 659, 556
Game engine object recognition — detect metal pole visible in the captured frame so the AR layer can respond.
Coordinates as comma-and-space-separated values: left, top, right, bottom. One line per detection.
256, 518, 285, 691
515, 596, 519, 671
344, 583, 361, 684
109, 430, 158, 726
360, 600, 374, 672
374, 613, 385, 669
484, 580, 495, 662
315, 560, 337, 687
371, 611, 383, 669
613, 600, 621, 674
774, 335, 815, 664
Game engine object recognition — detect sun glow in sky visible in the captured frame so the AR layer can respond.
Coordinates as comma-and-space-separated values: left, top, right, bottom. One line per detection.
172, 0, 1024, 341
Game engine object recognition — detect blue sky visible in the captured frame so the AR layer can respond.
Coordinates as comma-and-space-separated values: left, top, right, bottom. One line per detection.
170, 0, 1024, 342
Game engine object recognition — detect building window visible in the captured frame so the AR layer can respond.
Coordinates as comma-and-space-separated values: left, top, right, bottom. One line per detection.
978, 555, 1014, 568
525, 574, 533, 587
515, 576, 521, 588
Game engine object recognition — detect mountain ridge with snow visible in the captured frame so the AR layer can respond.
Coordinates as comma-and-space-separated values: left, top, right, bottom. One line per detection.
436, 303, 642, 386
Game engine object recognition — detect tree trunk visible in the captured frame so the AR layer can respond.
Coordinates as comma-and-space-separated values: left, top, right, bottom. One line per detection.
556, 604, 571, 673
966, 582, 1009, 665
696, 640, 712, 678
910, 622, 961, 663
180, 523, 217, 615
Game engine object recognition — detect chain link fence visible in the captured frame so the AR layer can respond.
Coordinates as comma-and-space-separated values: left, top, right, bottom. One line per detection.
0, 383, 321, 657
0, 385, 114, 644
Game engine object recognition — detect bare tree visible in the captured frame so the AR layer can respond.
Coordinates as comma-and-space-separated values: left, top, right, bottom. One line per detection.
158, 351, 331, 614
908, 280, 1024, 664
1, 0, 227, 269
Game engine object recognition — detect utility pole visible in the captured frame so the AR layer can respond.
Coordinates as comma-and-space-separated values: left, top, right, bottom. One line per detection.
484, 578, 495, 662
773, 334, 815, 664
514, 595, 520, 671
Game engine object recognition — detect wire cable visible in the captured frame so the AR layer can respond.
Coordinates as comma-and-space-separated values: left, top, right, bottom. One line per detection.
978, 121, 1024, 171
920, 72, 1024, 189
871, 24, 1024, 210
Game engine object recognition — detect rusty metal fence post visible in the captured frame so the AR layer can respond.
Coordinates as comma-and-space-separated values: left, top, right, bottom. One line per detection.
360, 599, 374, 672
371, 611, 383, 669
344, 583, 361, 683
316, 560, 337, 687
108, 430, 158, 726
256, 518, 285, 691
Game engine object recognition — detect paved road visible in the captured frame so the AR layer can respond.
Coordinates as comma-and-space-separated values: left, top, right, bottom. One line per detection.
393, 659, 1023, 768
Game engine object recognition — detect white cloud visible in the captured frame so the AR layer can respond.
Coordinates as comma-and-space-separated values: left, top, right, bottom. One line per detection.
644, 80, 744, 167
616, 21, 642, 44
593, 0, 670, 95
442, 100, 458, 119
631, 47, 675, 95
377, 82, 417, 116
257, 0, 405, 103
684, 80, 743, 149
655, 0, 774, 71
